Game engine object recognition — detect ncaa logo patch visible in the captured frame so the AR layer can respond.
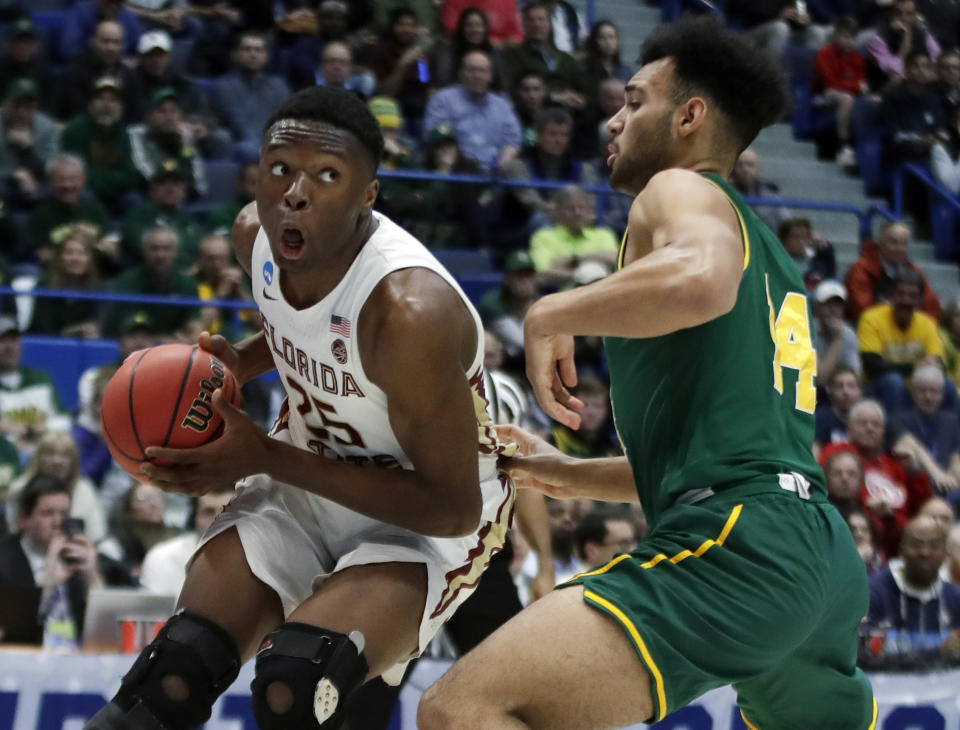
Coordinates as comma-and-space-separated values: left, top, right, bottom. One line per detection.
262, 260, 274, 286
332, 339, 348, 364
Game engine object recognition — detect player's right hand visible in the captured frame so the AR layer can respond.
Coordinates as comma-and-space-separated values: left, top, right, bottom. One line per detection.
496, 424, 578, 499
198, 331, 243, 383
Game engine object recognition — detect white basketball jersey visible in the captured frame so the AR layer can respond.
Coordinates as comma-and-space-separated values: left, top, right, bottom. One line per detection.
252, 212, 506, 482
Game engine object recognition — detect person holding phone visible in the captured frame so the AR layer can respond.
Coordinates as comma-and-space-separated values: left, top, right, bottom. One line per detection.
0, 474, 104, 645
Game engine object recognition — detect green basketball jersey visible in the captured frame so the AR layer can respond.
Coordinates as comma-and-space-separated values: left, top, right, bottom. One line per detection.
603, 173, 825, 527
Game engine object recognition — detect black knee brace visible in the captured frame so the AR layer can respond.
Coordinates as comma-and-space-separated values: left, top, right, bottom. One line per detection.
96, 611, 241, 730
250, 623, 368, 729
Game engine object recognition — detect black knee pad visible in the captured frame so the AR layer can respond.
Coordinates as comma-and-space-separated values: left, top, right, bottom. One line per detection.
110, 611, 241, 730
250, 623, 368, 729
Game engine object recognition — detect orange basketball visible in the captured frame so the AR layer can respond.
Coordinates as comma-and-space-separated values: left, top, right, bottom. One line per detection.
100, 344, 242, 482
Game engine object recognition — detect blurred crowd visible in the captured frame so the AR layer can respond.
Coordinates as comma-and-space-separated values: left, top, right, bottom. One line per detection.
0, 0, 957, 673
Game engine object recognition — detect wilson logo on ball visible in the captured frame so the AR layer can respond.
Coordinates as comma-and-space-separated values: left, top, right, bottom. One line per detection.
181, 357, 228, 433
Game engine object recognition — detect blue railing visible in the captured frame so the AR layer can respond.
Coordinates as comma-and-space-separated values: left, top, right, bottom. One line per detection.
893, 164, 960, 260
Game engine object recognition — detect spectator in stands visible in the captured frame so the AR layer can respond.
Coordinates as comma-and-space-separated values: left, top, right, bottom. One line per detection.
822, 400, 933, 559
550, 376, 620, 460
193, 233, 252, 339
930, 104, 960, 195
859, 269, 945, 414
725, 0, 830, 62
939, 296, 960, 386
431, 7, 507, 92
125, 0, 202, 38
814, 16, 868, 169
477, 250, 539, 366
936, 49, 960, 123
185, 0, 245, 77
890, 364, 960, 492
74, 314, 156, 491
372, 7, 431, 135
129, 30, 230, 160
5, 432, 106, 544
574, 509, 637, 571
539, 0, 585, 54
61, 76, 140, 215
866, 0, 941, 89
502, 3, 587, 115
0, 475, 105, 645
0, 315, 71, 461
205, 159, 257, 236
883, 50, 948, 169
861, 514, 960, 669
778, 217, 836, 289
27, 155, 109, 266
0, 79, 60, 211
846, 221, 941, 321
948, 523, 960, 585
813, 280, 862, 384
529, 185, 618, 289
918, 496, 957, 533
0, 19, 55, 116
512, 70, 549, 149
400, 125, 492, 249
28, 224, 103, 340
212, 32, 291, 157
815, 365, 863, 451
98, 481, 168, 581
501, 107, 598, 236
129, 88, 208, 200
581, 19, 632, 91
847, 508, 886, 574
313, 41, 376, 99
423, 49, 522, 172
441, 0, 522, 46
102, 225, 202, 341
62, 0, 143, 61
140, 486, 234, 596
60, 20, 138, 123
825, 448, 866, 515
121, 165, 203, 268
729, 147, 791, 235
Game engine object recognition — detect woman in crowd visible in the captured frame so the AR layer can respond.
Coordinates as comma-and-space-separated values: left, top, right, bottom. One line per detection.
4, 431, 105, 543
431, 7, 507, 91
580, 19, 633, 88
28, 223, 102, 339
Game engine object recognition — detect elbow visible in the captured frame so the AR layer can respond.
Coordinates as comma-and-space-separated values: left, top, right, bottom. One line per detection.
679, 269, 738, 326
436, 487, 483, 538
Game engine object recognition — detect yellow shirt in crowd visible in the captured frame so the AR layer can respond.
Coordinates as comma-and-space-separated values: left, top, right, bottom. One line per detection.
858, 302, 945, 364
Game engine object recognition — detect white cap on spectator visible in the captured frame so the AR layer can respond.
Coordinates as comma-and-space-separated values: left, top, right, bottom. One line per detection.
572, 261, 610, 287
138, 30, 172, 55
814, 280, 846, 303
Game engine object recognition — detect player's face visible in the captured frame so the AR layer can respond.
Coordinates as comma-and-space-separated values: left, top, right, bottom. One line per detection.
257, 120, 378, 274
606, 59, 677, 195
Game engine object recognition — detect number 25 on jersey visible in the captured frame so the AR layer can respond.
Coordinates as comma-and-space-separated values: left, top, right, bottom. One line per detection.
766, 275, 817, 414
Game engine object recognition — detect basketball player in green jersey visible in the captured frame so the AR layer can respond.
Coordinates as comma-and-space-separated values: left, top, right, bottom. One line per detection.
419, 16, 877, 730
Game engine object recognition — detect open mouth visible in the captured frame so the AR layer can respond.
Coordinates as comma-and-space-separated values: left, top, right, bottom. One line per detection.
279, 227, 305, 259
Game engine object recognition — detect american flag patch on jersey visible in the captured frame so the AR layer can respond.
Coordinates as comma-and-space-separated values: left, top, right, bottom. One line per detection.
330, 314, 351, 337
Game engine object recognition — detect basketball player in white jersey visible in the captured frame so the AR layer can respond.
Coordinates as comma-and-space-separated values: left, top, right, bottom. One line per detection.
84, 86, 515, 730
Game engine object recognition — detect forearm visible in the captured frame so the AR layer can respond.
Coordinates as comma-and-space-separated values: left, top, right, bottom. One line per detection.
527, 246, 733, 339
514, 489, 553, 568
232, 330, 276, 384
817, 338, 845, 383
261, 437, 481, 536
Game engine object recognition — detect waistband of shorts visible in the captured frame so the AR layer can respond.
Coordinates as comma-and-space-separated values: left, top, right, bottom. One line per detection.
673, 474, 828, 509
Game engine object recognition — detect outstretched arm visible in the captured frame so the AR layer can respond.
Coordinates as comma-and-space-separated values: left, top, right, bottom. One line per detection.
525, 169, 745, 427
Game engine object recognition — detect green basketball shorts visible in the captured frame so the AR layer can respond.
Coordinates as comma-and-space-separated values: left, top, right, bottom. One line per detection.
563, 486, 876, 730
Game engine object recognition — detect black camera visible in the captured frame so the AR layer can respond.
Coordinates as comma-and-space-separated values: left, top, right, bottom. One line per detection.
62, 517, 85, 539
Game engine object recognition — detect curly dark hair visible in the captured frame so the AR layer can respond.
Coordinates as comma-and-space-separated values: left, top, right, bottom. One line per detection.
640, 16, 786, 153
584, 19, 621, 65
262, 86, 385, 174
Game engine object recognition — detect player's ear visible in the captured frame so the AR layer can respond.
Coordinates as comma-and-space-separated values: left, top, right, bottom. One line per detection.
677, 97, 707, 138
363, 178, 379, 212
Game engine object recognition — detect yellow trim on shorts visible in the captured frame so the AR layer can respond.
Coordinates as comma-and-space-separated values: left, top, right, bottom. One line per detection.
867, 698, 878, 730
740, 709, 761, 730
583, 589, 669, 722
572, 552, 632, 580
640, 504, 742, 569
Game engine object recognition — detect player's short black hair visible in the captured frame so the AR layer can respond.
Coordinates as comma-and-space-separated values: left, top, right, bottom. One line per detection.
262, 86, 384, 174
640, 16, 786, 153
